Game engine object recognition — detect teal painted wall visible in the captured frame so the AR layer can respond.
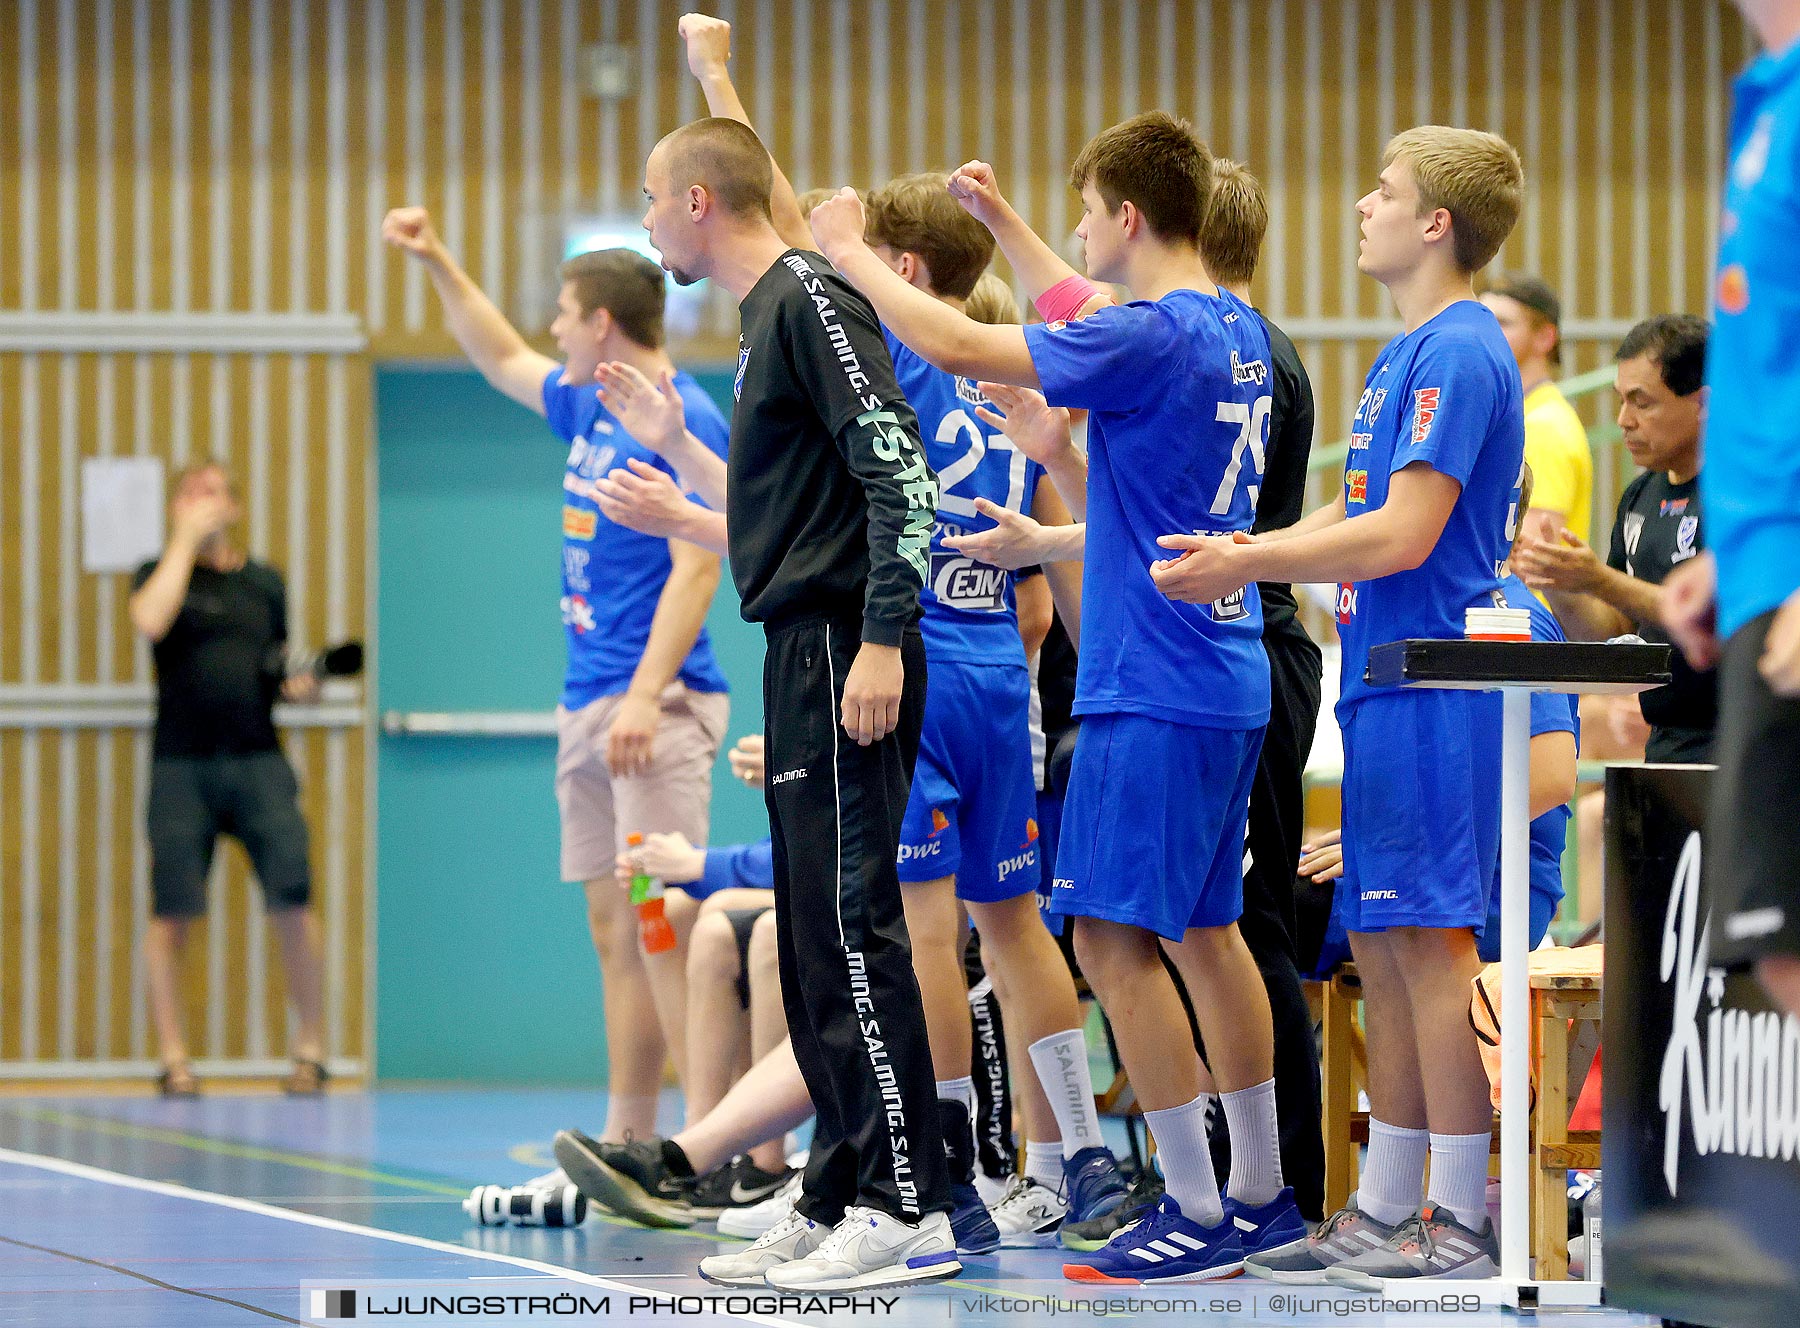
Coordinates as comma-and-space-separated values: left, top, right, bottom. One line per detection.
374, 363, 766, 1083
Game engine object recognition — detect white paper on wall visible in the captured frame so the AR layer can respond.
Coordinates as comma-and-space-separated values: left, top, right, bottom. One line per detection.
82, 456, 166, 573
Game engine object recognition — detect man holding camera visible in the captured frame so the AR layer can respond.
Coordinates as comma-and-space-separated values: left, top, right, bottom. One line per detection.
130, 460, 332, 1096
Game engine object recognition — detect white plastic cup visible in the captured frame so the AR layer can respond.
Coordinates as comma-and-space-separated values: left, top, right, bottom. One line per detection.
1465, 606, 1532, 642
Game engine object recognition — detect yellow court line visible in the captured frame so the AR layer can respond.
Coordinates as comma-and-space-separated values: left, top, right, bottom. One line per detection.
5, 1105, 470, 1197
3, 1105, 684, 1233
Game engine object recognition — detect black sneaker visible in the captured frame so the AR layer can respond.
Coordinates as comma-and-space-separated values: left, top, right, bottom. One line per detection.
553, 1130, 694, 1229
688, 1156, 792, 1219
1059, 1165, 1165, 1251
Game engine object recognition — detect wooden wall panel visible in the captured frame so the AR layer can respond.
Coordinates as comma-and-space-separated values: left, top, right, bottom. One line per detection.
0, 0, 1752, 1072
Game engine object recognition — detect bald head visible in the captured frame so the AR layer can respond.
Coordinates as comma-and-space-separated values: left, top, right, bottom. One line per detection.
656, 118, 775, 221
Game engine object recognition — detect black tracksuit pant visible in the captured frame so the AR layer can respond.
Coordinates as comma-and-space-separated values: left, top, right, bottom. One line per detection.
763, 618, 952, 1225
1204, 617, 1328, 1221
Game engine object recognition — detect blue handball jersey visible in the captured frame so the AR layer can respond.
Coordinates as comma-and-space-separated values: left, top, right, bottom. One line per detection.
1335, 301, 1523, 714
542, 368, 731, 709
1023, 287, 1271, 730
885, 330, 1044, 669
1708, 39, 1800, 640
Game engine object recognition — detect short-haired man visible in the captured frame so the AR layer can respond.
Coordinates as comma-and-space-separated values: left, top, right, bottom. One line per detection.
606, 111, 958, 1291
1156, 125, 1527, 1285
1515, 315, 1716, 764
1481, 275, 1593, 545
129, 461, 330, 1097
381, 211, 733, 1152
1666, 0, 1800, 1025
813, 109, 1291, 1284
933, 152, 1330, 1237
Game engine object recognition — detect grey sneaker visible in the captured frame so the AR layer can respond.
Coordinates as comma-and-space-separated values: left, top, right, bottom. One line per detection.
1325, 1203, 1499, 1288
1244, 1193, 1399, 1284
699, 1210, 826, 1288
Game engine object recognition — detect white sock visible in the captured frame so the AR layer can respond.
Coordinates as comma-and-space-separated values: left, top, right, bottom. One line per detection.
1426, 1131, 1493, 1231
1220, 1078, 1283, 1206
1360, 1119, 1428, 1225
936, 1076, 977, 1120
1143, 1093, 1224, 1226
1024, 1140, 1062, 1190
1027, 1029, 1102, 1157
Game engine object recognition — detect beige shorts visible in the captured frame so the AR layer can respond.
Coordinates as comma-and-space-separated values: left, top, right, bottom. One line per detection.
555, 683, 731, 884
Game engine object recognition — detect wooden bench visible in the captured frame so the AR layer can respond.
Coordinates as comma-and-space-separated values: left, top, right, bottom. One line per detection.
1319, 962, 1602, 1280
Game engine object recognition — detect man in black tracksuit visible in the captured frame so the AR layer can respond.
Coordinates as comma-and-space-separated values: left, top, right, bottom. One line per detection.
733, 248, 953, 1229
635, 118, 955, 1287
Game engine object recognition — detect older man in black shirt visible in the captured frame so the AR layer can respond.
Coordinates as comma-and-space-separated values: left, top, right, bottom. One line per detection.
1516, 315, 1716, 762
129, 460, 328, 1096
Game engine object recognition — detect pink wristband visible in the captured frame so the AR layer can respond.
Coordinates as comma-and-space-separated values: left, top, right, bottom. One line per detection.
1034, 275, 1105, 326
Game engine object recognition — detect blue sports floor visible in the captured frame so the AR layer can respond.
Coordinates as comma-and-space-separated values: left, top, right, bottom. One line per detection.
0, 1088, 1658, 1327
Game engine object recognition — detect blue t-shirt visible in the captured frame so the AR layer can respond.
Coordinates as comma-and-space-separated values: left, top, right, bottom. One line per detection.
1499, 573, 1579, 909
1023, 287, 1272, 730
1708, 39, 1800, 639
692, 838, 775, 898
1336, 300, 1523, 714
885, 330, 1044, 669
543, 368, 731, 708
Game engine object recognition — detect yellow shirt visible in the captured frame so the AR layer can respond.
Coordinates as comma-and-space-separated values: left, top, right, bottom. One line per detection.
1522, 380, 1593, 545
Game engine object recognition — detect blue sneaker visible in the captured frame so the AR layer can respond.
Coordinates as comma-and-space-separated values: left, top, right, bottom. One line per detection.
1061, 1145, 1130, 1223
1062, 1195, 1244, 1284
949, 1182, 1001, 1255
1224, 1187, 1307, 1256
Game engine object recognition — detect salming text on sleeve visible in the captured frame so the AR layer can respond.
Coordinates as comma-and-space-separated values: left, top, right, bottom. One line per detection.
726, 250, 937, 646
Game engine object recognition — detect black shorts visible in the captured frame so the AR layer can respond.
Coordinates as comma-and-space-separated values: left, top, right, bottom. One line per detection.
1646, 723, 1716, 764
1711, 608, 1800, 967
147, 751, 312, 918
724, 904, 774, 1010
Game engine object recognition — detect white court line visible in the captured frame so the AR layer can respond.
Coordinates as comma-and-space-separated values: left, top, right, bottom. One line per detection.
0, 1148, 806, 1328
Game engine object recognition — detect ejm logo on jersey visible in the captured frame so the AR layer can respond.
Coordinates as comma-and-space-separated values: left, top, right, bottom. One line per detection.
1336, 583, 1358, 624
1346, 469, 1369, 505
1411, 387, 1441, 446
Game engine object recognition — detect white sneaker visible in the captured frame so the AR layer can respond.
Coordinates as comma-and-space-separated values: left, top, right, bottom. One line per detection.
764, 1206, 961, 1290
718, 1172, 802, 1239
974, 1172, 1010, 1208
988, 1174, 1067, 1248
698, 1210, 825, 1288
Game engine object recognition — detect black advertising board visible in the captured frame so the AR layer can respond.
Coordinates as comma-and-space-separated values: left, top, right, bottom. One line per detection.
1603, 765, 1800, 1327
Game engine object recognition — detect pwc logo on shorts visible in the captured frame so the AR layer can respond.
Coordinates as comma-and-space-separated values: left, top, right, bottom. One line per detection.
898, 840, 944, 865
1335, 582, 1358, 625
562, 506, 598, 541
996, 817, 1041, 884
1411, 387, 1441, 445
929, 808, 950, 837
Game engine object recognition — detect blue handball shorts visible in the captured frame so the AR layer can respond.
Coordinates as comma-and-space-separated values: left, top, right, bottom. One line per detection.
1047, 712, 1261, 942
1334, 689, 1502, 934
897, 659, 1043, 902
